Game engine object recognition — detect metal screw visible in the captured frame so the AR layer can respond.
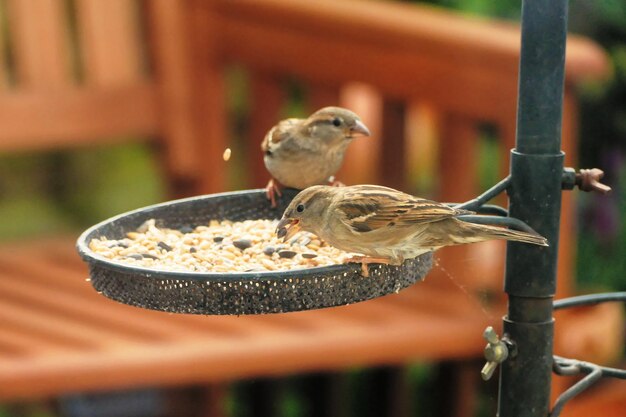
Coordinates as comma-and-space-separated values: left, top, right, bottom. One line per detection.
481, 326, 509, 381
562, 167, 611, 194
576, 168, 612, 194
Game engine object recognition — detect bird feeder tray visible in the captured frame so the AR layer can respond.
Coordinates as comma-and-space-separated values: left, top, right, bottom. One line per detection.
77, 189, 432, 315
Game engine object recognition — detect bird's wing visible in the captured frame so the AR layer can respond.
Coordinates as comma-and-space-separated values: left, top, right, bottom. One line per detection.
337, 185, 471, 233
261, 118, 301, 153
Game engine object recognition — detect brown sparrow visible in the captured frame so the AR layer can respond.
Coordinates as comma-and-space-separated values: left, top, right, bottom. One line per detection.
262, 107, 370, 207
276, 185, 548, 275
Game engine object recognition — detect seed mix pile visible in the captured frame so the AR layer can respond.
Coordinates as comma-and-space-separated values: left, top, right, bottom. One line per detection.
89, 219, 351, 273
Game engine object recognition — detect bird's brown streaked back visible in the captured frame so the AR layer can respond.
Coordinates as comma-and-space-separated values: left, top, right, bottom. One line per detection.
337, 185, 472, 233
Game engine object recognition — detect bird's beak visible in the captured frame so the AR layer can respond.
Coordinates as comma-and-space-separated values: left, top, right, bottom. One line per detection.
276, 218, 301, 241
348, 120, 371, 138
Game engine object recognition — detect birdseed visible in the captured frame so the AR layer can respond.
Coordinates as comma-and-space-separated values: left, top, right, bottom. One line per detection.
89, 219, 352, 273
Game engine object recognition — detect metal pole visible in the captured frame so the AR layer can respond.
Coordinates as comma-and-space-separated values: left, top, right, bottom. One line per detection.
498, 1, 568, 416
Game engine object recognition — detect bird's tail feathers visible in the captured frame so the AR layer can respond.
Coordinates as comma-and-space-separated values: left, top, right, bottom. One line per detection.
465, 222, 549, 247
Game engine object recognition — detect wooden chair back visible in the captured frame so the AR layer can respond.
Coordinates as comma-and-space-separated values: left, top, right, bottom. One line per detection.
0, 0, 226, 197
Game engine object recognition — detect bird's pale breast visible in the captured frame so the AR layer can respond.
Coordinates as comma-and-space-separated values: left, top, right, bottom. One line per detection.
265, 144, 346, 189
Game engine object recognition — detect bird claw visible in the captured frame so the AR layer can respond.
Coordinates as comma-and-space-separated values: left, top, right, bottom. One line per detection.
344, 255, 392, 277
265, 179, 283, 208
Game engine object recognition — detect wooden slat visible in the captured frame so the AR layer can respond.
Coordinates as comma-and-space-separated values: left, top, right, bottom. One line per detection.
0, 300, 109, 349
219, 0, 518, 73
217, 15, 516, 122
251, 302, 388, 332
0, 1, 8, 89
0, 296, 167, 348
377, 285, 498, 321
0, 304, 489, 401
405, 102, 439, 191
8, 264, 298, 337
307, 82, 340, 112
216, 0, 608, 121
0, 84, 158, 150
0, 262, 316, 340
0, 237, 497, 402
145, 0, 216, 193
186, 0, 227, 194
0, 252, 104, 294
0, 279, 210, 342
6, 0, 71, 87
248, 71, 284, 188
0, 325, 87, 356
217, 0, 609, 83
557, 91, 578, 298
380, 98, 407, 190
75, 0, 144, 85
338, 83, 381, 185
434, 114, 485, 290
0, 239, 375, 337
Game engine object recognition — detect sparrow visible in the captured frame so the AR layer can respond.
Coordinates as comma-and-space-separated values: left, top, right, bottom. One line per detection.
276, 185, 548, 275
262, 106, 370, 207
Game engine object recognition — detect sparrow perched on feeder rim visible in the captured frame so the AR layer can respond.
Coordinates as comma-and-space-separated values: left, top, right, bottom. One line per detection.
262, 107, 370, 207
276, 184, 548, 276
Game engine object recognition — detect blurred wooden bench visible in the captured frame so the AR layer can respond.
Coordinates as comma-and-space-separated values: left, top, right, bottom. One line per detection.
0, 0, 620, 415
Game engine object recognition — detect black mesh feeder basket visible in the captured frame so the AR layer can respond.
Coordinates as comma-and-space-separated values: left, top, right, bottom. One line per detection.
77, 189, 433, 315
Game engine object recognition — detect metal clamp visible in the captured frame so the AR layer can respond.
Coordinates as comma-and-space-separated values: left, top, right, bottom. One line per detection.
562, 167, 612, 194
481, 326, 510, 381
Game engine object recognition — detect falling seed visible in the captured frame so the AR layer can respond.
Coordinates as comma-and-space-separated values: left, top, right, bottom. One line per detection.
223, 148, 231, 161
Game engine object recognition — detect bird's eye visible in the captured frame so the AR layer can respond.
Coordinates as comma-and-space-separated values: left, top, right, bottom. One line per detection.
296, 204, 305, 213
332, 118, 341, 127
